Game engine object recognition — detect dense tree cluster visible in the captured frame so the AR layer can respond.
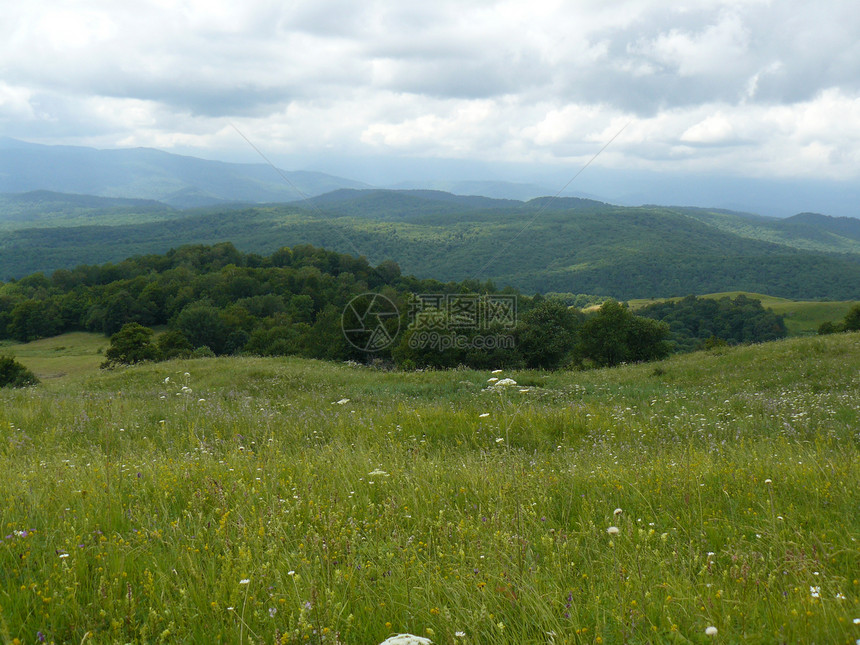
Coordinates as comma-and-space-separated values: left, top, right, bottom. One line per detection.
637, 294, 787, 353
1, 243, 785, 371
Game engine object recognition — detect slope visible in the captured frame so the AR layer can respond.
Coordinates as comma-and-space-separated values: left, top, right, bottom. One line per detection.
2, 191, 859, 300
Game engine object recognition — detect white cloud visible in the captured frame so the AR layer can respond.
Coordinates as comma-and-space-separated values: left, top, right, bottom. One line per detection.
0, 0, 859, 182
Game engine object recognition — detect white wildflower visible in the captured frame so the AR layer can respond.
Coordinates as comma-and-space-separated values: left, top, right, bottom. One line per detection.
478, 413, 490, 418
705, 626, 718, 636
495, 437, 504, 444
239, 578, 250, 585
491, 369, 503, 374
368, 469, 390, 477
495, 378, 517, 386
378, 635, 433, 645
607, 526, 619, 535
487, 377, 499, 383
764, 478, 772, 484
810, 586, 820, 598
335, 398, 350, 405
614, 508, 623, 516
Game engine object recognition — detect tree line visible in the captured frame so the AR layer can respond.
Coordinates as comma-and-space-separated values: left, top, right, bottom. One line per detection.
0, 243, 791, 374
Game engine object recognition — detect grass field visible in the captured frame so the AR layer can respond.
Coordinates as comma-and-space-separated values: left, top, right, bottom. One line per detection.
0, 332, 108, 380
1, 333, 859, 644
627, 291, 859, 336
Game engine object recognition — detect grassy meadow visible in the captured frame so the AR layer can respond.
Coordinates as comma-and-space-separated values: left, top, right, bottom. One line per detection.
1, 333, 859, 644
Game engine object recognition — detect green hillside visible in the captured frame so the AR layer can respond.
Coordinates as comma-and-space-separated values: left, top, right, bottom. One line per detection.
673, 206, 860, 254
1, 190, 859, 300
1, 332, 857, 643
629, 291, 860, 336
0, 190, 177, 231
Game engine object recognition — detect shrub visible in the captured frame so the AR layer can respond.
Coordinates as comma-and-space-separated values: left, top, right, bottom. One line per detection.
0, 355, 39, 388
101, 322, 159, 368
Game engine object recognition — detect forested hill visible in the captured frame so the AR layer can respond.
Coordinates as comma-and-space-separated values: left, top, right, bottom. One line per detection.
1, 189, 859, 300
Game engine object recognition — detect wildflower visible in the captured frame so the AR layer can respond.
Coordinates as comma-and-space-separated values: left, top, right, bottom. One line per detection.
455, 632, 465, 638
239, 578, 250, 585
854, 618, 860, 624
491, 369, 503, 374
59, 553, 69, 558
495, 378, 517, 386
614, 508, 623, 516
378, 635, 433, 645
269, 607, 277, 618
335, 398, 350, 405
810, 586, 820, 598
607, 526, 619, 535
368, 469, 390, 477
288, 570, 296, 576
764, 479, 772, 484
835, 592, 846, 600
487, 377, 499, 383
478, 413, 490, 418
495, 438, 504, 444
705, 626, 718, 636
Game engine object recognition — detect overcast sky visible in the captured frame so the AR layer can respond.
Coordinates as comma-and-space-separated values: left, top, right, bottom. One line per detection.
2, 0, 859, 187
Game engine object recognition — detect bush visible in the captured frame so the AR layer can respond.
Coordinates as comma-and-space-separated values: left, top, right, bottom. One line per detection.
101, 322, 159, 368
844, 304, 860, 332
0, 355, 39, 388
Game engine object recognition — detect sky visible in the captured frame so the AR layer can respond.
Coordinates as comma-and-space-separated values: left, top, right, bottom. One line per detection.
2, 0, 860, 206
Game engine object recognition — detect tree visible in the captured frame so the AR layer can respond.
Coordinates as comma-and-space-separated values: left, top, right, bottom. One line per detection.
844, 304, 860, 332
102, 323, 158, 368
515, 299, 582, 369
577, 300, 670, 367
173, 303, 230, 354
157, 330, 193, 360
0, 355, 39, 388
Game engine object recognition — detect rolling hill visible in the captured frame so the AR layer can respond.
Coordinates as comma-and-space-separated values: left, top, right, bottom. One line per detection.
1, 189, 859, 300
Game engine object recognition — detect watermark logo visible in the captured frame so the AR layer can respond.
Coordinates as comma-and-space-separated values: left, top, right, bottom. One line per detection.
408, 294, 517, 351
341, 293, 400, 351
342, 292, 518, 353
409, 294, 517, 331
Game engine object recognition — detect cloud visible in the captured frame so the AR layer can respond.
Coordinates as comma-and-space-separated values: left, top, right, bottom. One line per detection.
0, 0, 859, 182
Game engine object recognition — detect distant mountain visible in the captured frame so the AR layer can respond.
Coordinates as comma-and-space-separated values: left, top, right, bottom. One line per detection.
1, 188, 858, 300
386, 179, 577, 201
672, 207, 860, 255
0, 138, 369, 208
0, 190, 176, 230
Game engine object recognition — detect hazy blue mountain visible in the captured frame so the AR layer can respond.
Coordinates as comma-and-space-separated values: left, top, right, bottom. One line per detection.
0, 138, 370, 207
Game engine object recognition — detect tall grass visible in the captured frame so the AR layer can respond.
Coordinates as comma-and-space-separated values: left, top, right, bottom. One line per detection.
1, 334, 858, 644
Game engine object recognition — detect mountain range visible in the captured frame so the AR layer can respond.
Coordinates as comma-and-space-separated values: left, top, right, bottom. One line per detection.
1, 139, 859, 300
1, 187, 858, 300
0, 137, 368, 208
